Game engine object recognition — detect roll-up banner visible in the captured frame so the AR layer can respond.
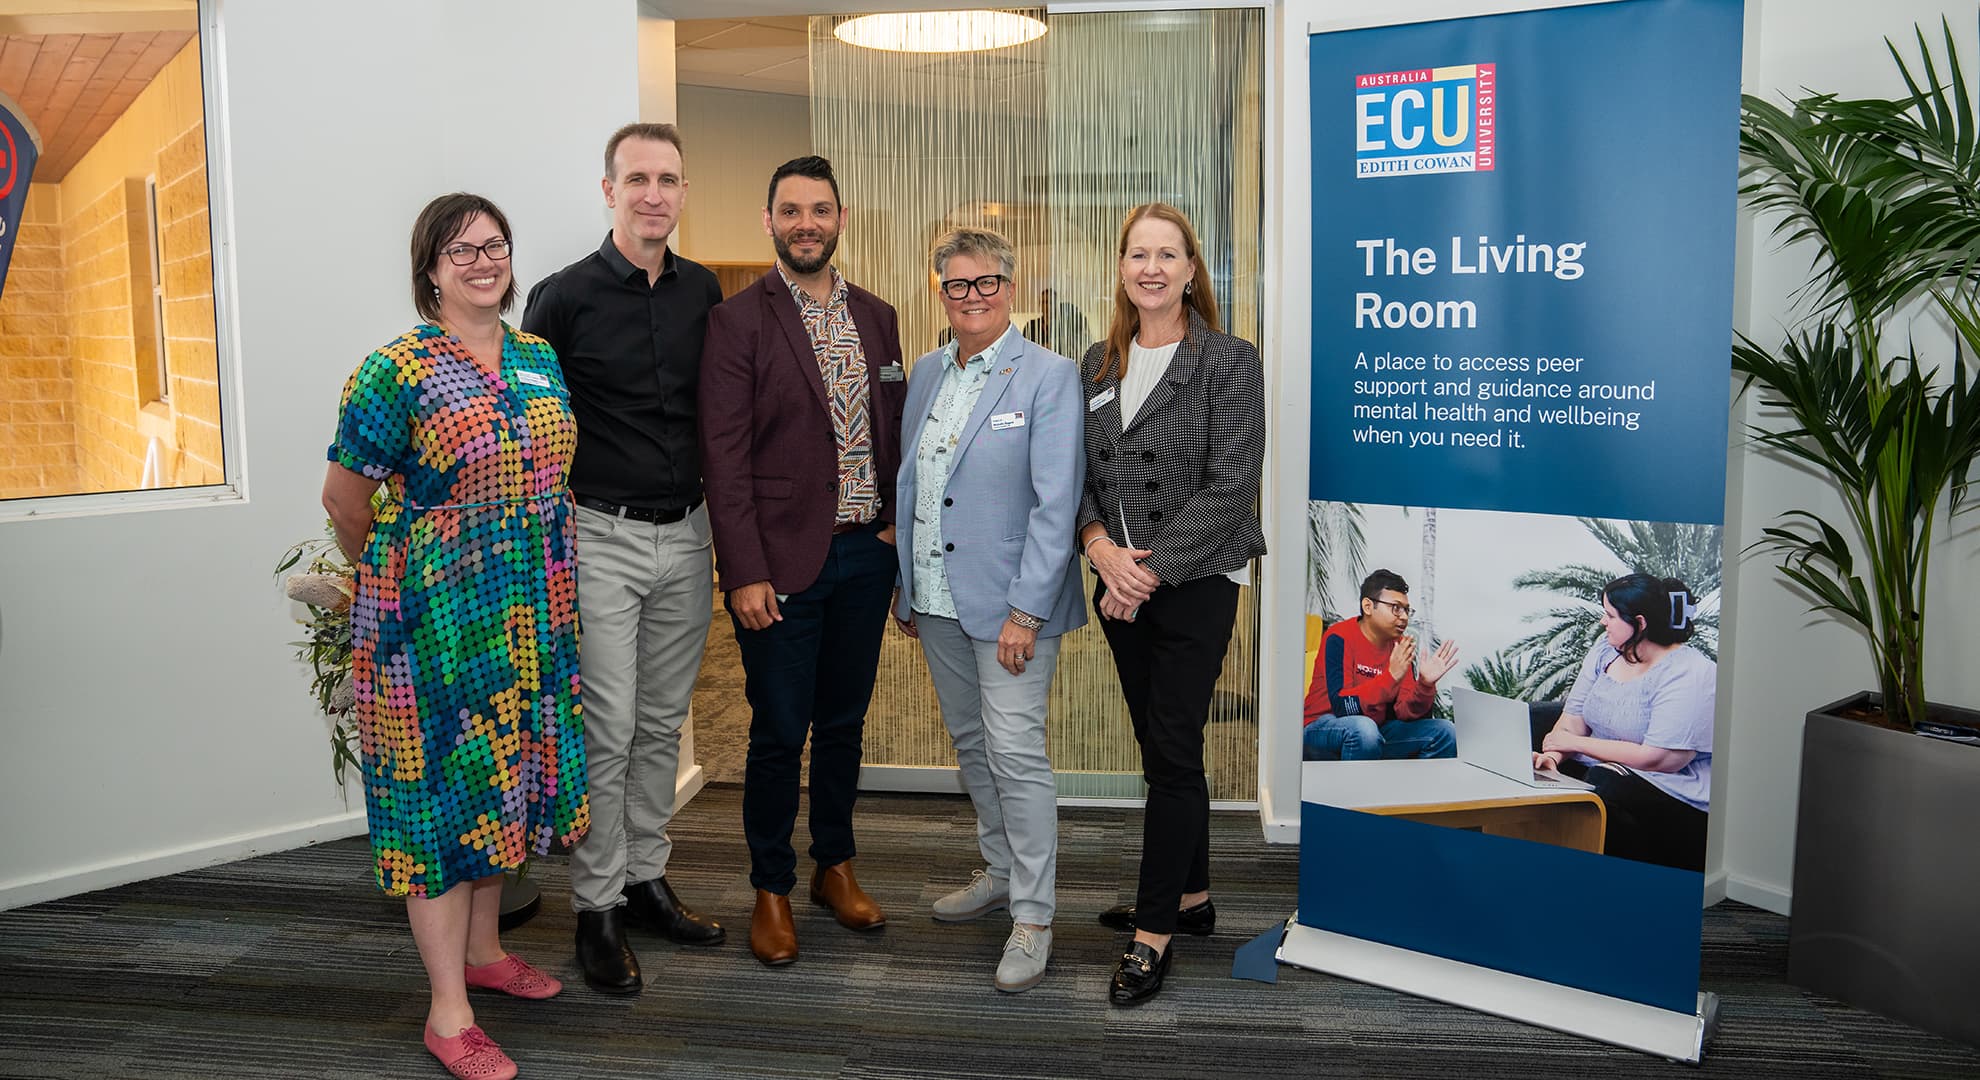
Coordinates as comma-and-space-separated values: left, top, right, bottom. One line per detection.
0, 89, 42, 298
1282, 0, 1740, 1060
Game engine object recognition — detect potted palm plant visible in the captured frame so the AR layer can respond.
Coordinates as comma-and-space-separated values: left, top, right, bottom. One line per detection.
276, 528, 542, 929
1735, 18, 1980, 1047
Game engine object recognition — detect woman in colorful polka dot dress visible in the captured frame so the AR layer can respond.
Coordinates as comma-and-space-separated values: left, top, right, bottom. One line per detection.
321, 193, 589, 1080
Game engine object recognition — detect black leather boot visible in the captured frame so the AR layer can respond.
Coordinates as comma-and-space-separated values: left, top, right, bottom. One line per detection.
623, 877, 726, 946
575, 907, 642, 995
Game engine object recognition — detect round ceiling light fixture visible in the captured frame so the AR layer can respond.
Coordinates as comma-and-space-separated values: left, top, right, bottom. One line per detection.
832, 10, 1048, 54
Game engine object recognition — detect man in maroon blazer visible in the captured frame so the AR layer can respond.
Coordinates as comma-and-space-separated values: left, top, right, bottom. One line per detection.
698, 156, 908, 967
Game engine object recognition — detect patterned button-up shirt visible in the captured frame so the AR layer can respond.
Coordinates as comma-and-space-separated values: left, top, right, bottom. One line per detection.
779, 264, 880, 524
909, 327, 1014, 619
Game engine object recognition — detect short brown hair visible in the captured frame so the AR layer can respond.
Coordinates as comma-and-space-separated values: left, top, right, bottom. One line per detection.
604, 122, 684, 178
410, 193, 516, 323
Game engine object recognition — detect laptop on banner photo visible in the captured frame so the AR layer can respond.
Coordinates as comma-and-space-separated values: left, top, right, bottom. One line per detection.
1451, 688, 1594, 791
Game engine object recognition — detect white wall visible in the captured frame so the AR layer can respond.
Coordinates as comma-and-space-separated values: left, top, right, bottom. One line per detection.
639, 14, 679, 123
0, 0, 635, 909
673, 84, 812, 264
1721, 0, 1980, 914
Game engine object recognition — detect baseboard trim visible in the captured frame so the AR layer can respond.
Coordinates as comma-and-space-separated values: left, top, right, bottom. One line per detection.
858, 764, 967, 794
1724, 873, 1792, 916
0, 808, 367, 913
2, 761, 717, 914
675, 762, 706, 806
1261, 805, 1301, 844
1702, 869, 1727, 907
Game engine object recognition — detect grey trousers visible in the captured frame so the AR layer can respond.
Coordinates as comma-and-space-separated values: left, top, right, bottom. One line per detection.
915, 614, 1060, 925
569, 502, 713, 912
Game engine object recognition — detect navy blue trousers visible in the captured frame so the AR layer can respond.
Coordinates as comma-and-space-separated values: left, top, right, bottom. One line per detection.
730, 524, 896, 894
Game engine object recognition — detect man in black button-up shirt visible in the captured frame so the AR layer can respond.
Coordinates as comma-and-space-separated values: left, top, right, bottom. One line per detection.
522, 123, 726, 995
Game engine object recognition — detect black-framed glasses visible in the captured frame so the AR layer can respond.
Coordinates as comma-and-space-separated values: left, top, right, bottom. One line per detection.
940, 274, 1008, 300
1373, 598, 1414, 618
442, 238, 512, 266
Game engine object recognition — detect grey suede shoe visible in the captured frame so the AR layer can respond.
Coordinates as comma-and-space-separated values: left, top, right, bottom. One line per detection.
995, 924, 1051, 993
931, 869, 1009, 922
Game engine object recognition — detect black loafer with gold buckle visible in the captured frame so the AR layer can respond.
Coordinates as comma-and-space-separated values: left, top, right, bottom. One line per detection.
1108, 941, 1172, 1006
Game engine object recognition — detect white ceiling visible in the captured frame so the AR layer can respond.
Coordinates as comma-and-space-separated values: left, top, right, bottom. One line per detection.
646, 0, 975, 18
676, 16, 810, 97
664, 3, 1060, 98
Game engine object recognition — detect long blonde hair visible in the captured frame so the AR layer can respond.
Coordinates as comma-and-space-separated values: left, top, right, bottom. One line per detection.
1095, 202, 1220, 384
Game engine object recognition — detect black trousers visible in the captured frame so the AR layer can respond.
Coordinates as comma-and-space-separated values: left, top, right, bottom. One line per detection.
1096, 574, 1241, 935
1561, 758, 1709, 872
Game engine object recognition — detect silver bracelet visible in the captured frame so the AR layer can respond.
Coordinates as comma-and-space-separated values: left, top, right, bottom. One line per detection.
1008, 608, 1045, 631
1082, 535, 1109, 559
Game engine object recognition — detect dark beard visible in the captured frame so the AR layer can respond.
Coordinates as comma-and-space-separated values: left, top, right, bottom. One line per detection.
774, 229, 838, 275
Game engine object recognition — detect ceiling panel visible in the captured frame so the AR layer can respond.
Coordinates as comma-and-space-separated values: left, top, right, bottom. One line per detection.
678, 46, 798, 78
685, 21, 805, 51
677, 16, 810, 97
680, 70, 811, 98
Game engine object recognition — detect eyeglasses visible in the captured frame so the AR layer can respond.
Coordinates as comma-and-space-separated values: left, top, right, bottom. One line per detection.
940, 274, 1008, 300
1372, 598, 1414, 618
441, 238, 512, 266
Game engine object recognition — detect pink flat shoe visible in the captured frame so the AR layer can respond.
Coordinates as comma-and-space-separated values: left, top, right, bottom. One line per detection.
464, 954, 562, 1000
423, 1025, 517, 1080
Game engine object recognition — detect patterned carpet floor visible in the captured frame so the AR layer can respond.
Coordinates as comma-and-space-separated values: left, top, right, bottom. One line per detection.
2, 785, 1974, 1079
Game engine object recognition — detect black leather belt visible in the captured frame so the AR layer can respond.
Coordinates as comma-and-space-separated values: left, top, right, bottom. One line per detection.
574, 494, 699, 524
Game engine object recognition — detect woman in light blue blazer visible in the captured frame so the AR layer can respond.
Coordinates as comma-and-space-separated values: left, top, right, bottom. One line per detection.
893, 227, 1086, 994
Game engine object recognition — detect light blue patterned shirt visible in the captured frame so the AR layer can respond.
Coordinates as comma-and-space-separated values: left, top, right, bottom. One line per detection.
910, 326, 1016, 619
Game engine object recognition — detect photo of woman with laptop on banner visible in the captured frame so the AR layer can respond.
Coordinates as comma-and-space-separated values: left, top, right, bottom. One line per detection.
1532, 571, 1714, 871
1300, 502, 1719, 872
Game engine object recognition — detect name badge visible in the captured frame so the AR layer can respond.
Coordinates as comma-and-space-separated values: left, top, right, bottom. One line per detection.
514, 370, 552, 388
878, 363, 906, 383
1087, 386, 1117, 413
991, 411, 1026, 430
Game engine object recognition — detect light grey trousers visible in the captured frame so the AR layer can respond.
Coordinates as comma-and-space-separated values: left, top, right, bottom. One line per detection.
914, 614, 1060, 925
569, 502, 713, 912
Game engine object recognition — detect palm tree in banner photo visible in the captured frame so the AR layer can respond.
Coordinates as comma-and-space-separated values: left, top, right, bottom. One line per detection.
1495, 518, 1723, 701
1417, 506, 1438, 646
1464, 650, 1539, 699
1384, 506, 1440, 646
1305, 500, 1367, 619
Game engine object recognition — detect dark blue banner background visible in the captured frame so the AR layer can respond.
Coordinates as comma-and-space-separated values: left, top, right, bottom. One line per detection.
1309, 0, 1741, 525
0, 92, 43, 298
1301, 0, 1742, 1016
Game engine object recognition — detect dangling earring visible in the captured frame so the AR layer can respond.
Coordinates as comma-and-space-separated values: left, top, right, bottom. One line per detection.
1183, 281, 1193, 297
432, 285, 441, 300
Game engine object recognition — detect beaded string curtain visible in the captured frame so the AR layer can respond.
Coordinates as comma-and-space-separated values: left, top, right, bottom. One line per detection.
812, 8, 1264, 800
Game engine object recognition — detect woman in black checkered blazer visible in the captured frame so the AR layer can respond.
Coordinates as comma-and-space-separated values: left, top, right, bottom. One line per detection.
1076, 203, 1267, 1006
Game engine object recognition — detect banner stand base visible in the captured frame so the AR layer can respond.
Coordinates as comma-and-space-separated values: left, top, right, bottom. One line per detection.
1278, 919, 1718, 1063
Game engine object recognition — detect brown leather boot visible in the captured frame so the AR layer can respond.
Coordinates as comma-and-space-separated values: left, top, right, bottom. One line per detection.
750, 889, 798, 967
809, 859, 887, 931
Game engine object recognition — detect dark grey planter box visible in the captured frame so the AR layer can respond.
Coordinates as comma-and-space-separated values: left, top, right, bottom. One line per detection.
1788, 693, 1980, 1048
